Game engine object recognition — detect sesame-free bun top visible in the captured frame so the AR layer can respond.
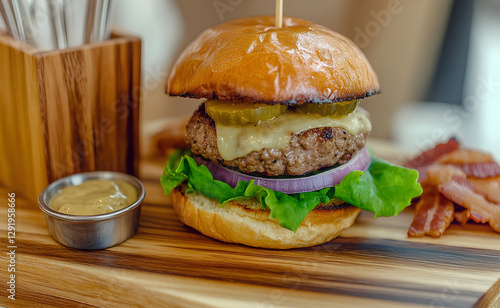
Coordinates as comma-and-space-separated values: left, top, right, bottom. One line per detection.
167, 16, 380, 104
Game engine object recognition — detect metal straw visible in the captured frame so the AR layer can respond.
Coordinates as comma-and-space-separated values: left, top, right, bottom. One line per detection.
84, 0, 96, 44
17, 0, 36, 46
49, 0, 68, 49
98, 0, 110, 41
0, 2, 13, 36
1, 0, 113, 49
0, 0, 19, 39
10, 0, 26, 42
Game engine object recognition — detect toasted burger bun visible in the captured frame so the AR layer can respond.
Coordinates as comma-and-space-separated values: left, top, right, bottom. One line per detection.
167, 16, 380, 104
172, 187, 361, 249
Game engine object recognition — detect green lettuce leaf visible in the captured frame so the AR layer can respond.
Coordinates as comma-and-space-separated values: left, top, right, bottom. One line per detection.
334, 157, 422, 217
161, 150, 422, 232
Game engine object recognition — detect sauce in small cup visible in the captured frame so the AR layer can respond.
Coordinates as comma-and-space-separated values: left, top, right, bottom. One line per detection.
38, 172, 145, 250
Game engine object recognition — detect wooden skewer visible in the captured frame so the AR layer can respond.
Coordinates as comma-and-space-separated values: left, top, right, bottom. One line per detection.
275, 0, 283, 28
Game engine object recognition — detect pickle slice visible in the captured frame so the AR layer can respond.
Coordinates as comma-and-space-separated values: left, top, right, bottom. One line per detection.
206, 100, 287, 125
296, 100, 359, 117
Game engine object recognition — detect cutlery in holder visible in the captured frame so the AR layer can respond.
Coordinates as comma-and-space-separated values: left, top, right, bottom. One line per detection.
0, 31, 141, 203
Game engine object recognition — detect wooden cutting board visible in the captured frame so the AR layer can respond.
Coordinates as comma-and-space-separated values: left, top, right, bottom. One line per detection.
1, 141, 499, 308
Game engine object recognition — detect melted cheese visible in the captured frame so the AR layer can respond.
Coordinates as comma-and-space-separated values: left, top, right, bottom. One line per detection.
215, 110, 372, 161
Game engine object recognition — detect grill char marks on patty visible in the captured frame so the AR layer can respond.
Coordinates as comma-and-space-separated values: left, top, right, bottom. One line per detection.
186, 103, 368, 177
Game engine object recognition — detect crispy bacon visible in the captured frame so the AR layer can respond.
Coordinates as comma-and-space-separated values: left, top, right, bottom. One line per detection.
451, 162, 500, 179
422, 164, 467, 187
453, 208, 470, 225
450, 175, 476, 190
469, 177, 500, 204
408, 188, 455, 238
436, 149, 494, 164
405, 139, 500, 237
404, 138, 460, 168
438, 179, 500, 233
414, 165, 430, 183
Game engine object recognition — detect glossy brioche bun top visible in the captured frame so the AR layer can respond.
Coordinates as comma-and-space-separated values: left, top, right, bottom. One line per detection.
167, 16, 380, 104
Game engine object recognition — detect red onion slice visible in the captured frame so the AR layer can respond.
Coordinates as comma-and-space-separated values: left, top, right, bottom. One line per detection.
194, 146, 371, 194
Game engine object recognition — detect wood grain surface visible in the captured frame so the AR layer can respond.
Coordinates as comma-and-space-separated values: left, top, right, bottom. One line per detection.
0, 33, 45, 204
1, 141, 499, 308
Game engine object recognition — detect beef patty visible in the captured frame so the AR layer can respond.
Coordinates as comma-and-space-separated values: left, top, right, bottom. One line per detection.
186, 103, 368, 176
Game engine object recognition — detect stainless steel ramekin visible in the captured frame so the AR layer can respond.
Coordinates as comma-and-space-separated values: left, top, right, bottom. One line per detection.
38, 171, 145, 250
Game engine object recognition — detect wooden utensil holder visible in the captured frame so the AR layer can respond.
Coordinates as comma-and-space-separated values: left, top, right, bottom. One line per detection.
0, 32, 141, 204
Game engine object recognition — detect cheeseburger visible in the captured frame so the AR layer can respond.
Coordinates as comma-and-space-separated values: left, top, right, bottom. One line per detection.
161, 16, 422, 249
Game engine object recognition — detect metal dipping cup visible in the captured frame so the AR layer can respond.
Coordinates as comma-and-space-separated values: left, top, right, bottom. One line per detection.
38, 171, 145, 250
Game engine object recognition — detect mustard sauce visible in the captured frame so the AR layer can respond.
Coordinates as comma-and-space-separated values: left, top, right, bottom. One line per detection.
49, 179, 138, 215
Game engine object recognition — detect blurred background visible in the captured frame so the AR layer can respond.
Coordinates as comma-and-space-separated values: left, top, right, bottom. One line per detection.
3, 0, 498, 159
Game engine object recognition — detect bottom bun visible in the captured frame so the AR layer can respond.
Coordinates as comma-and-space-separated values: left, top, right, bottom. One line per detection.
171, 187, 361, 249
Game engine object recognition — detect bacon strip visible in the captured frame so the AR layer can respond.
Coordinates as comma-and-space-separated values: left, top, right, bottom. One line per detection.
453, 208, 470, 226
404, 138, 460, 168
469, 177, 500, 204
408, 188, 455, 238
423, 164, 467, 187
405, 139, 500, 237
438, 179, 500, 233
414, 165, 430, 183
451, 162, 500, 179
436, 149, 494, 164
